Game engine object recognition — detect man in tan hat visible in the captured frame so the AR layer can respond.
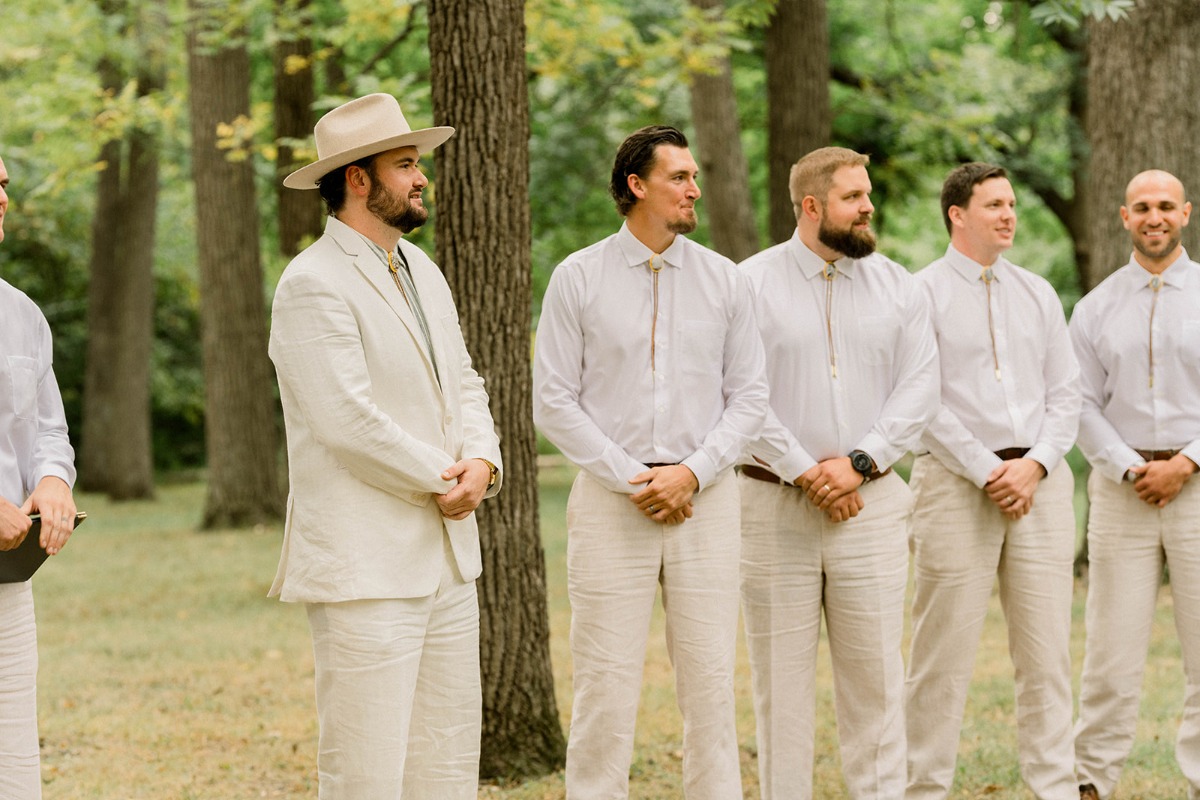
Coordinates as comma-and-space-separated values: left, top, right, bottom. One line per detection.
269, 93, 502, 797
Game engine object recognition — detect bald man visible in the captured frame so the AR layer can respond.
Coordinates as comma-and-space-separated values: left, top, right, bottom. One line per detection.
1071, 170, 1200, 800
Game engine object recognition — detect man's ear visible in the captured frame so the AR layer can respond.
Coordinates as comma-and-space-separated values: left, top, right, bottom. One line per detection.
800, 195, 821, 222
627, 173, 646, 201
345, 165, 371, 198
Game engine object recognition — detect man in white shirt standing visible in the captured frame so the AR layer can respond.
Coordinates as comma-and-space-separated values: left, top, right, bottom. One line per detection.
533, 125, 768, 799
1072, 170, 1200, 800
737, 146, 938, 798
0, 153, 79, 798
904, 162, 1081, 800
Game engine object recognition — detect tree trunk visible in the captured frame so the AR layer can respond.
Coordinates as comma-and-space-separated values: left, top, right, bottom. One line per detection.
79, 0, 160, 499
685, 0, 759, 262
187, 0, 284, 528
766, 0, 830, 245
1084, 0, 1200, 290
273, 0, 322, 257
428, 0, 566, 779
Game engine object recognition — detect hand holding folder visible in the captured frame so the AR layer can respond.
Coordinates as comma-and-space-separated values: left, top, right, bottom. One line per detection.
0, 511, 87, 583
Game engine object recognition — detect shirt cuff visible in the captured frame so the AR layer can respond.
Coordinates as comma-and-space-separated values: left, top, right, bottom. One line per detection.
1025, 443, 1060, 477
680, 452, 717, 493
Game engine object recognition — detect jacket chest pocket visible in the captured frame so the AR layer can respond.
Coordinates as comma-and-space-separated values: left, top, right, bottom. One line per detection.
4, 356, 38, 421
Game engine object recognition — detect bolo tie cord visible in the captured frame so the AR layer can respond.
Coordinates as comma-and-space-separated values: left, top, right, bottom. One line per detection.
1149, 274, 1163, 388
981, 267, 1001, 381
650, 255, 663, 372
824, 262, 838, 379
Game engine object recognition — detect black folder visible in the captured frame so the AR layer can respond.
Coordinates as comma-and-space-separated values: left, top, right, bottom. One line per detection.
0, 511, 87, 583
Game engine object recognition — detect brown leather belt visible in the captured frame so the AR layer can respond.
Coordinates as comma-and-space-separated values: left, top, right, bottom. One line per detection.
645, 462, 676, 468
740, 463, 891, 486
1135, 448, 1182, 461
993, 447, 1030, 461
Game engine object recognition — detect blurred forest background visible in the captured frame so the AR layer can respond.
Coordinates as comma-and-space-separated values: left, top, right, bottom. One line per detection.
2, 0, 1197, 781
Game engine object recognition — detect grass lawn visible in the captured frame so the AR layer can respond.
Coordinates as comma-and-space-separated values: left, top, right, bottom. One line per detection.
29, 467, 1190, 798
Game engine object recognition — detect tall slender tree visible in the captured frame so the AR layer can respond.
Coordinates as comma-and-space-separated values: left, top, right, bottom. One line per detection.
766, 0, 830, 244
273, 0, 322, 257
686, 0, 760, 262
187, 0, 284, 527
79, 0, 164, 500
428, 0, 566, 778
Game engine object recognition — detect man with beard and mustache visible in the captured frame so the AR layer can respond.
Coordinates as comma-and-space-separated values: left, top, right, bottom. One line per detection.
533, 125, 768, 798
904, 163, 1080, 800
736, 146, 938, 798
1071, 170, 1200, 800
267, 94, 502, 797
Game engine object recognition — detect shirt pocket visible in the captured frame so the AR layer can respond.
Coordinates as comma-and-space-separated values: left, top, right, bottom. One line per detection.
5, 356, 38, 421
856, 315, 896, 366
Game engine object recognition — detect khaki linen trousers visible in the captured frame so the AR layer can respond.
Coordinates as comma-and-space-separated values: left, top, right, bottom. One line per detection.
739, 470, 912, 800
905, 455, 1077, 800
0, 581, 39, 799
306, 534, 481, 799
564, 469, 742, 800
1075, 471, 1200, 800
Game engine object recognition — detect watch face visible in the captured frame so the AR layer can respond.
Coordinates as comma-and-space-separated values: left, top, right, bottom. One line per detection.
851, 452, 872, 473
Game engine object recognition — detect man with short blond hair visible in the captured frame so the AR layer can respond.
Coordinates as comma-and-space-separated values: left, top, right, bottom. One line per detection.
738, 146, 938, 798
905, 162, 1080, 800
1072, 169, 1200, 800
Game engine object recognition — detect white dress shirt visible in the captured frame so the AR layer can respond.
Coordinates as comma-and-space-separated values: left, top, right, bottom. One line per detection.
740, 231, 939, 482
917, 245, 1080, 487
0, 278, 75, 505
533, 222, 769, 494
1070, 250, 1200, 483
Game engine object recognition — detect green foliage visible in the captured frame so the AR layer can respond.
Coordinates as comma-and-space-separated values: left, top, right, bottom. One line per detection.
1030, 0, 1135, 29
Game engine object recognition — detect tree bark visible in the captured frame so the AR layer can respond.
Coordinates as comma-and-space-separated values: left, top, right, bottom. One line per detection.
1084, 0, 1200, 290
187, 0, 284, 527
685, 0, 759, 262
273, 0, 322, 257
766, 0, 831, 244
79, 0, 161, 500
428, 0, 566, 779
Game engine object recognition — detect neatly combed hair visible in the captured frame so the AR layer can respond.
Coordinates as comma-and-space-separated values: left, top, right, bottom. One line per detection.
789, 147, 870, 219
610, 125, 690, 216
316, 154, 378, 215
940, 162, 1008, 234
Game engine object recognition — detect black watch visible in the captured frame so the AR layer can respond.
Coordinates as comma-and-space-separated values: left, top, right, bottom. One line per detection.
849, 450, 875, 482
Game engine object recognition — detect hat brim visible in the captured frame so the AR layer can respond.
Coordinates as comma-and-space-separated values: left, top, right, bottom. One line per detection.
283, 126, 455, 190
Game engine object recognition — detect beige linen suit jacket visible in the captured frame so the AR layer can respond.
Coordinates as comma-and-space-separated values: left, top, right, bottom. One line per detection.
268, 216, 502, 604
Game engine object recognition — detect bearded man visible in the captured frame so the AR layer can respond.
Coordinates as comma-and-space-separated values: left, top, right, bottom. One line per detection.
736, 146, 939, 799
268, 94, 502, 798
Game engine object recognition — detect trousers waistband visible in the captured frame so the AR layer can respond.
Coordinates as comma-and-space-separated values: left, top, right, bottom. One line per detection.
1135, 448, 1182, 462
739, 463, 892, 486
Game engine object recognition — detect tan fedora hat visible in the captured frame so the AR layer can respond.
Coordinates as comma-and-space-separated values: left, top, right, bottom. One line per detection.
283, 93, 455, 190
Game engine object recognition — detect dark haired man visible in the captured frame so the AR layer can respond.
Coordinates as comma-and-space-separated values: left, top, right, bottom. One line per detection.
1072, 169, 1200, 800
0, 154, 79, 798
737, 146, 938, 798
534, 125, 768, 798
904, 163, 1080, 800
269, 94, 502, 797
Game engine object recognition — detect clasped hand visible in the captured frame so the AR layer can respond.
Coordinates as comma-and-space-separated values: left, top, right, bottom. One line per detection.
629, 464, 698, 525
797, 457, 864, 523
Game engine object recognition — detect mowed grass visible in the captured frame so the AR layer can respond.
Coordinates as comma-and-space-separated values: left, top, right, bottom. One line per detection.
30, 467, 1191, 798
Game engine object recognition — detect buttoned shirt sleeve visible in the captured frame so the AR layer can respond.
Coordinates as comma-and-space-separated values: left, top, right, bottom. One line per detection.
533, 260, 648, 494
854, 278, 940, 471
678, 271, 768, 489
0, 285, 75, 504
1070, 291, 1145, 484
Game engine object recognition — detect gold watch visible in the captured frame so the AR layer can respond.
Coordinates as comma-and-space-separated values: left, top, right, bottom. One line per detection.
478, 458, 498, 487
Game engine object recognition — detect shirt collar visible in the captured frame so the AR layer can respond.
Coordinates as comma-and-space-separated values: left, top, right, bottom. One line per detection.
944, 243, 1009, 284
616, 221, 685, 269
788, 229, 858, 280
1123, 248, 1195, 290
